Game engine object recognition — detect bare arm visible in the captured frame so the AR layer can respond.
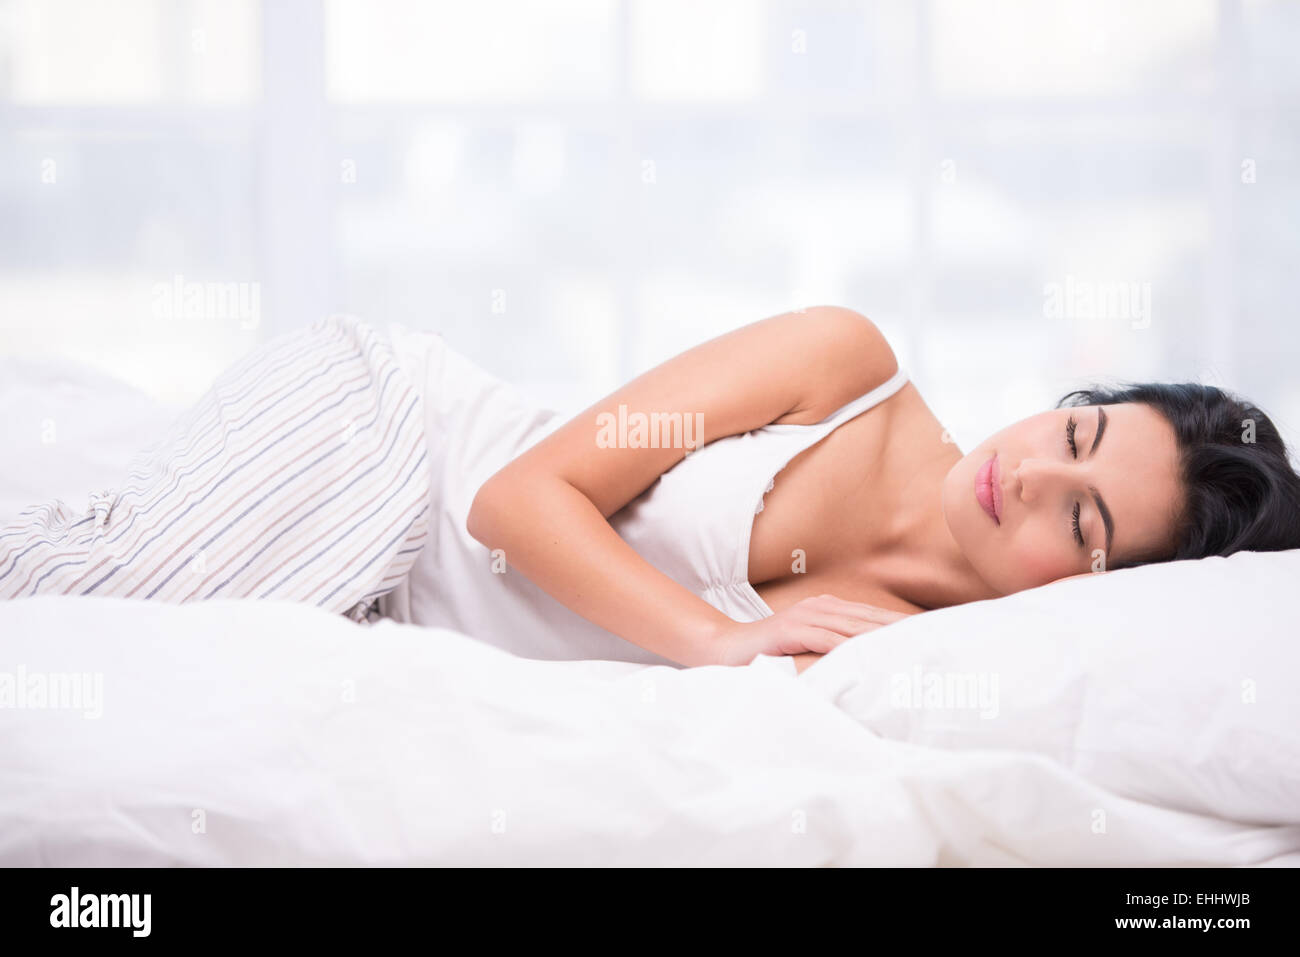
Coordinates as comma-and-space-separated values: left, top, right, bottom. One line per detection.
466, 306, 899, 667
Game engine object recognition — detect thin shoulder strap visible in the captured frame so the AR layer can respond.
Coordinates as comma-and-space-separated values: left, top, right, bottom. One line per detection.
816, 365, 910, 426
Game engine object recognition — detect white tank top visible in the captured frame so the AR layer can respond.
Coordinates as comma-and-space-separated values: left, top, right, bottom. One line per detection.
377, 324, 911, 668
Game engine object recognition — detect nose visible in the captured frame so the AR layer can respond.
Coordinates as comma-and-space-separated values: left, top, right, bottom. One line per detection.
1012, 457, 1082, 505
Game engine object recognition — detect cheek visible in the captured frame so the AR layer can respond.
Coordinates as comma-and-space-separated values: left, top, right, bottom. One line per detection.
1000, 525, 1077, 589
945, 465, 1077, 590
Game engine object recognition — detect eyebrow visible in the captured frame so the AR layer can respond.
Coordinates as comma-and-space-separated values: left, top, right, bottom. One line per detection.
1086, 407, 1114, 556
1089, 406, 1108, 457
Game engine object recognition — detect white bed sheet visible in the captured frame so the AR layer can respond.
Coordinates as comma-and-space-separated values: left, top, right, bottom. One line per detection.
0, 356, 178, 524
1, 595, 1295, 866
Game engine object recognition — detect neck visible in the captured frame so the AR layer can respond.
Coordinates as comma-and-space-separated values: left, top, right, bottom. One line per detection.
861, 450, 1002, 611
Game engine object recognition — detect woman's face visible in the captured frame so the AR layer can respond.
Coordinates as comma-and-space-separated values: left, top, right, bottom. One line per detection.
941, 402, 1182, 595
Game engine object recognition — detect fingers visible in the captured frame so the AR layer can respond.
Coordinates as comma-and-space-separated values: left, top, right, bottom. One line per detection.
757, 594, 914, 660
789, 596, 908, 638
796, 611, 899, 654
812, 593, 912, 624
807, 611, 880, 638
791, 626, 851, 655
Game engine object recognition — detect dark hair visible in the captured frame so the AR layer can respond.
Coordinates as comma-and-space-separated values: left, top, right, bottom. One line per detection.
1056, 381, 1300, 570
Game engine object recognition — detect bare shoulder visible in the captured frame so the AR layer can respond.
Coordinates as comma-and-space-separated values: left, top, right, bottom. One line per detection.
472, 303, 902, 526
774, 305, 901, 425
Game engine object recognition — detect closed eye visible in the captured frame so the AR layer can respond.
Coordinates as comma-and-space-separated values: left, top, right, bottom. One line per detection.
1067, 414, 1083, 547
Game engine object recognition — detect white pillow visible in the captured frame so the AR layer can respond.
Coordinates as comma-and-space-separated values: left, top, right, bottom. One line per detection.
801, 548, 1300, 826
0, 357, 177, 523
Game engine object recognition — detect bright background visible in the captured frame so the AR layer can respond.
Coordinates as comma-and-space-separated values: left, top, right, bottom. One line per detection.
2, 0, 1298, 454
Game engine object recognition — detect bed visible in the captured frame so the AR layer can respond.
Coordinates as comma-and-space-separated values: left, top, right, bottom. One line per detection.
1, 356, 1297, 866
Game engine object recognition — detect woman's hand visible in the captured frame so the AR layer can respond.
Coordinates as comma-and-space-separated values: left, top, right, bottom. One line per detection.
709, 594, 913, 667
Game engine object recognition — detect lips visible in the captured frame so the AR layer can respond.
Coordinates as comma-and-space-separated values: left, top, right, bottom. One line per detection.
975, 454, 1001, 525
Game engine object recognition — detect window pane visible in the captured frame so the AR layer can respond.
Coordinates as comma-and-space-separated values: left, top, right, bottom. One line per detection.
630, 0, 765, 100
1243, 0, 1300, 95
326, 0, 616, 103
932, 0, 1216, 99
763, 0, 917, 106
0, 128, 260, 403
0, 0, 260, 104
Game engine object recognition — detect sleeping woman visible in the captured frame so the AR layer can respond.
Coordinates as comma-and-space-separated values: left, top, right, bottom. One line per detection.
4, 306, 1300, 675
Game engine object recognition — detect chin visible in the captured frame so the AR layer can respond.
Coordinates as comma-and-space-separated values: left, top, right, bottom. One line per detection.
940, 451, 980, 534
940, 459, 981, 558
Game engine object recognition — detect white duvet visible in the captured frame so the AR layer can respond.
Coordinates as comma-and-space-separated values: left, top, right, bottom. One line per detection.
2, 356, 1297, 865
1, 591, 1296, 866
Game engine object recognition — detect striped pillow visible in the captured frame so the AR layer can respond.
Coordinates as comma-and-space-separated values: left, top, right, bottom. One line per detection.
0, 314, 431, 623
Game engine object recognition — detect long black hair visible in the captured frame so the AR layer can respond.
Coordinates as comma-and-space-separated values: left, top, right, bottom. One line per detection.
1056, 382, 1300, 569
